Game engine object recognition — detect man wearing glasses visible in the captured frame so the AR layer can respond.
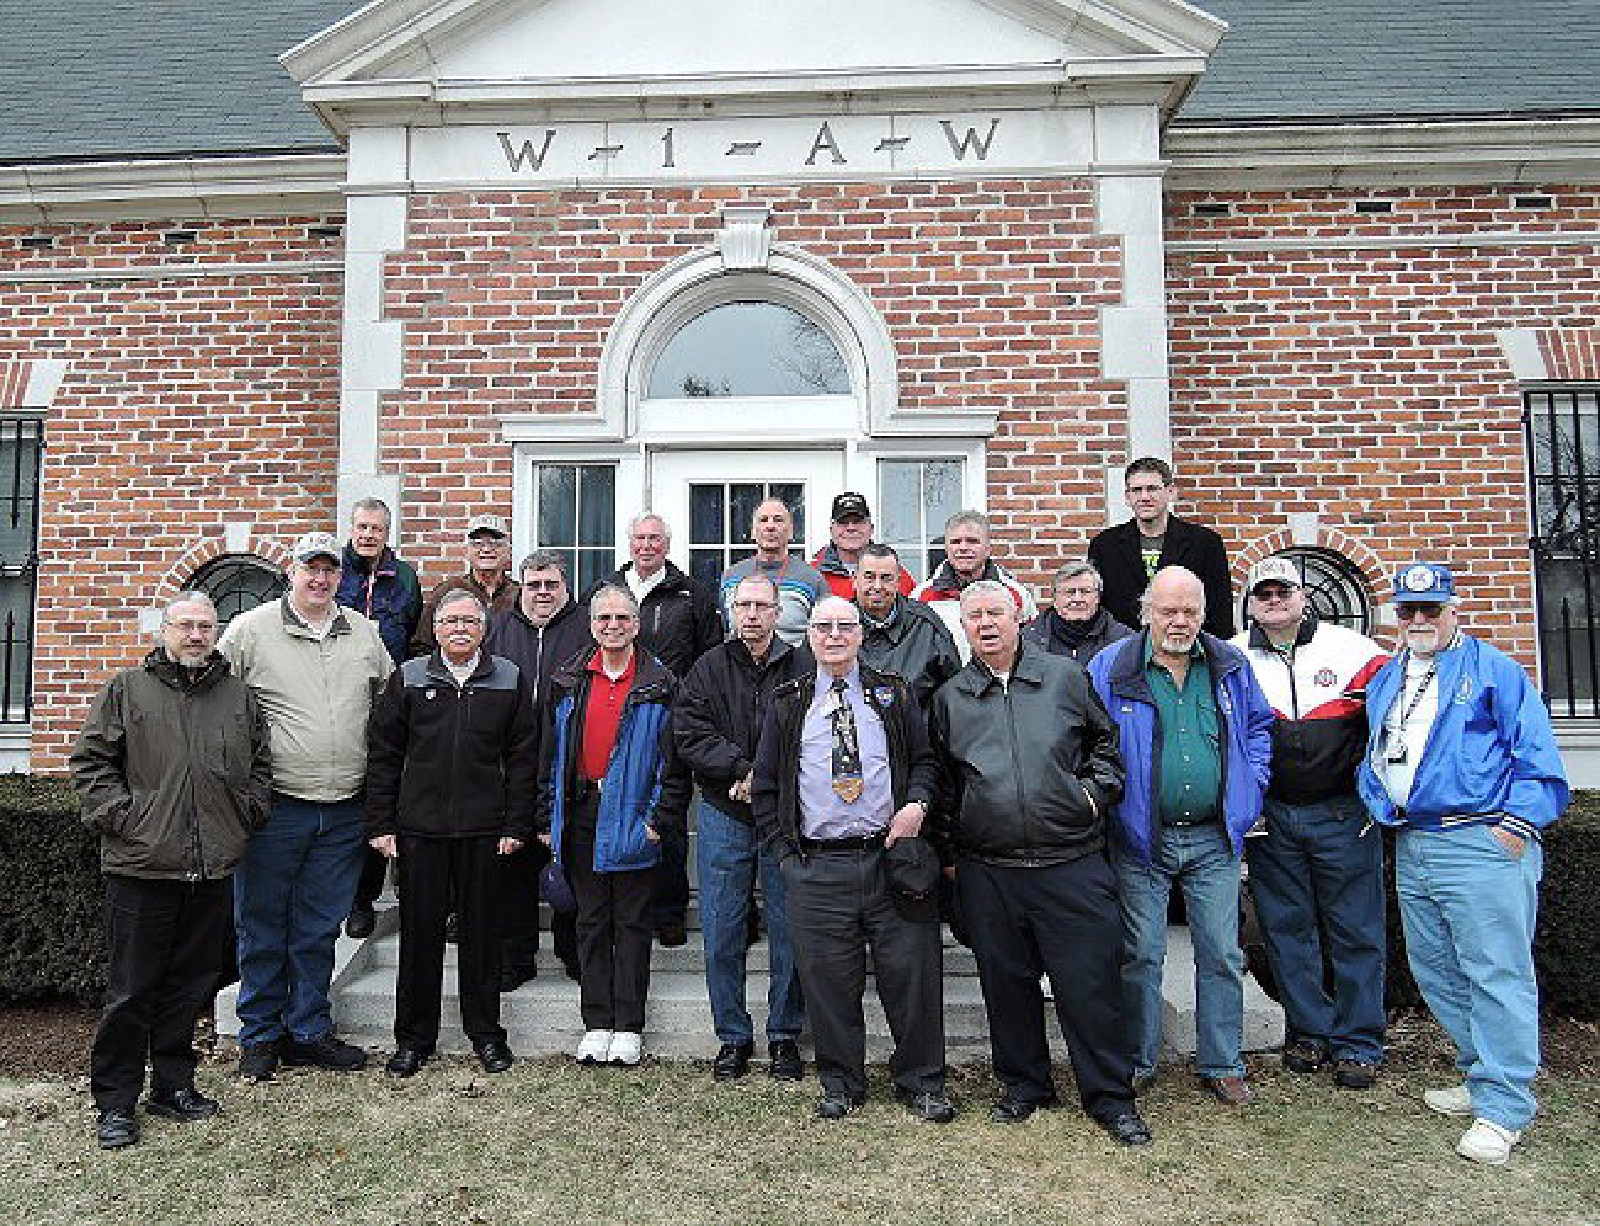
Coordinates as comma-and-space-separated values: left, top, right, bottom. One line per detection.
1357, 563, 1567, 1166
1024, 560, 1133, 667
672, 574, 807, 1083
751, 596, 952, 1123
412, 513, 521, 656
1088, 457, 1235, 639
1234, 557, 1389, 1091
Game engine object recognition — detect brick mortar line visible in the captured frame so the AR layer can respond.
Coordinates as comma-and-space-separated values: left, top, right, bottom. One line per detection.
1168, 230, 1600, 254
0, 259, 345, 284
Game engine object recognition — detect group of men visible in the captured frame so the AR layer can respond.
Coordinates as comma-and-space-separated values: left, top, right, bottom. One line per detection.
71, 457, 1566, 1168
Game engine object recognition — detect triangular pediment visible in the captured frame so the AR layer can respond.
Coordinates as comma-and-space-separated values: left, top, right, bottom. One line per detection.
285, 0, 1225, 127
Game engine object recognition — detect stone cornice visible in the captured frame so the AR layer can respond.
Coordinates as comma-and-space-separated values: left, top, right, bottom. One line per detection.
1167, 115, 1600, 188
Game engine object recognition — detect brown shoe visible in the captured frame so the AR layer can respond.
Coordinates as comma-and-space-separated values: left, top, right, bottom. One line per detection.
1201, 1075, 1255, 1106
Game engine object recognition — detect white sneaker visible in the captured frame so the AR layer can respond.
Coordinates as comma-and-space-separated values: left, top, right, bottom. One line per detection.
1456, 1118, 1521, 1165
1423, 1084, 1474, 1117
576, 1029, 613, 1065
607, 1031, 643, 1066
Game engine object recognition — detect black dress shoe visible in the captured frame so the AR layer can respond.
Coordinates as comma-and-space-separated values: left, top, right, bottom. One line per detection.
990, 1094, 1060, 1124
386, 1048, 430, 1078
145, 1087, 220, 1122
767, 1039, 803, 1082
475, 1039, 515, 1074
344, 905, 376, 940
712, 1042, 753, 1082
897, 1088, 956, 1124
655, 919, 688, 948
96, 1109, 140, 1150
1099, 1110, 1154, 1146
281, 1034, 368, 1072
814, 1091, 864, 1120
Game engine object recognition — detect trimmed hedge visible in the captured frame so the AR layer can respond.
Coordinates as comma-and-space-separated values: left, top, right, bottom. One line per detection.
0, 775, 106, 1003
3, 774, 1599, 1017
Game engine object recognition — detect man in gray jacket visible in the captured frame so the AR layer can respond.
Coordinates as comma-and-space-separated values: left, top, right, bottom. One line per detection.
928, 581, 1149, 1144
72, 592, 272, 1150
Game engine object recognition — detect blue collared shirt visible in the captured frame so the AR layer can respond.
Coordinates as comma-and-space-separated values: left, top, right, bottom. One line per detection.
798, 666, 893, 839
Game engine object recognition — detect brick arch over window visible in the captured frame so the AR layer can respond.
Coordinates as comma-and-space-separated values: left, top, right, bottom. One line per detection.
1233, 528, 1388, 615
1536, 328, 1600, 382
157, 534, 294, 602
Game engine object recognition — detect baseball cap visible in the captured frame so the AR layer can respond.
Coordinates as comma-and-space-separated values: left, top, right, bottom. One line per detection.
830, 492, 871, 522
1247, 557, 1302, 593
464, 513, 509, 541
291, 531, 341, 565
1393, 562, 1458, 604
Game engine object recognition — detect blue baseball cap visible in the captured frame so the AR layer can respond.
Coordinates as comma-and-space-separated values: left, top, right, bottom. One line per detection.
1392, 562, 1458, 604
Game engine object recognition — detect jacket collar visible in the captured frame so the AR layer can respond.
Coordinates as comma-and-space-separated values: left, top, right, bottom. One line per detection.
953, 638, 1046, 697
422, 649, 496, 686
923, 558, 1001, 596
341, 541, 397, 578
144, 647, 230, 690
610, 560, 691, 596
1109, 628, 1244, 698
279, 594, 351, 638
1245, 608, 1320, 652
556, 643, 673, 700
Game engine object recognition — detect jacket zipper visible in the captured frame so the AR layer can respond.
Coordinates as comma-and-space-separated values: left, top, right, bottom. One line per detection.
184, 690, 204, 881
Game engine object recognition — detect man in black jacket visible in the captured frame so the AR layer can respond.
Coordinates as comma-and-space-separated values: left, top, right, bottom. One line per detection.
484, 550, 591, 986
855, 543, 960, 708
673, 573, 807, 1083
71, 592, 272, 1150
751, 595, 951, 1123
366, 590, 539, 1078
1022, 560, 1134, 667
586, 512, 722, 948
928, 581, 1150, 1144
1088, 456, 1235, 638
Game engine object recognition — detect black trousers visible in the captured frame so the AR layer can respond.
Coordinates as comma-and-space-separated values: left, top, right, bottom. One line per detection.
394, 834, 504, 1050
497, 838, 578, 972
565, 798, 655, 1032
91, 874, 232, 1112
351, 846, 389, 913
649, 823, 692, 930
958, 855, 1135, 1121
783, 845, 945, 1100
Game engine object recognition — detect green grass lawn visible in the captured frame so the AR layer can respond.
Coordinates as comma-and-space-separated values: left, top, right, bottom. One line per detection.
2, 1042, 1596, 1226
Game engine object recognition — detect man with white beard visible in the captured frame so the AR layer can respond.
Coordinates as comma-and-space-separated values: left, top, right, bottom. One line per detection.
1357, 563, 1567, 1166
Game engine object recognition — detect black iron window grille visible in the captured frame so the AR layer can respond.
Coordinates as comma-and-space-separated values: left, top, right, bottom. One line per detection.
0, 417, 41, 723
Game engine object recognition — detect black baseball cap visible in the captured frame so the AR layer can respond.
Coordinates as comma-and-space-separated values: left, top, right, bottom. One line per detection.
830, 492, 871, 522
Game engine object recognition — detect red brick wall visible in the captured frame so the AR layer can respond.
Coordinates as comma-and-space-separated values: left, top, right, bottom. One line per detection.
0, 216, 345, 768
1165, 185, 1600, 667
381, 179, 1123, 584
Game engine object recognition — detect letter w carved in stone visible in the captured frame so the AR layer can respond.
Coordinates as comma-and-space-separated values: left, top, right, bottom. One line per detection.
498, 130, 557, 172
940, 119, 1000, 161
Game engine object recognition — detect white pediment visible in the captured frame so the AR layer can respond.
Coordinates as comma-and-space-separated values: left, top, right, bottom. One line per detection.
285, 0, 1225, 124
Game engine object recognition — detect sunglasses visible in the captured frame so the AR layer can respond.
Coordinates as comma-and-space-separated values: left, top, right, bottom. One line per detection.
1399, 603, 1447, 621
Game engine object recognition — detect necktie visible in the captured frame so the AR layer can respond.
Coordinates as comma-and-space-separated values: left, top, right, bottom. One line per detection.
830, 677, 863, 803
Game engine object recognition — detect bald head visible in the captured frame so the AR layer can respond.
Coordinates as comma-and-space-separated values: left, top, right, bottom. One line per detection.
1142, 566, 1205, 661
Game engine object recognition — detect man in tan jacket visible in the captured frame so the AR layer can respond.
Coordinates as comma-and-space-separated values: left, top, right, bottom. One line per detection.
219, 532, 391, 1081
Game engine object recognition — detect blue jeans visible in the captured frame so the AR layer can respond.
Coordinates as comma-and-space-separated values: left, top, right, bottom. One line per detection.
1397, 824, 1544, 1131
1247, 795, 1386, 1064
234, 794, 366, 1046
695, 800, 803, 1045
1113, 823, 1245, 1079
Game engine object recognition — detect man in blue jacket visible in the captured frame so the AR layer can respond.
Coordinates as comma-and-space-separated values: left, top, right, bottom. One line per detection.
1357, 562, 1567, 1166
1086, 566, 1274, 1106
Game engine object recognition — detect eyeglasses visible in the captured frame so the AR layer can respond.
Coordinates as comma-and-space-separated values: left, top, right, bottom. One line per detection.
166, 620, 217, 634
732, 600, 777, 612
523, 579, 564, 591
809, 620, 862, 635
1126, 482, 1169, 497
1058, 586, 1099, 599
436, 615, 484, 628
593, 613, 636, 624
470, 538, 507, 549
1399, 604, 1447, 621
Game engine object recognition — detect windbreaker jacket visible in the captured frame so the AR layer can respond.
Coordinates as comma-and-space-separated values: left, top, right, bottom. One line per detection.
811, 544, 915, 600
750, 663, 937, 860
1085, 630, 1274, 862
586, 561, 721, 681
71, 650, 272, 880
1023, 606, 1134, 668
484, 597, 593, 710
911, 559, 1039, 662
928, 641, 1124, 867
1087, 514, 1236, 639
218, 597, 393, 802
859, 595, 962, 709
672, 636, 807, 824
336, 543, 422, 666
364, 652, 540, 841
1356, 634, 1568, 841
538, 648, 690, 872
1233, 613, 1388, 802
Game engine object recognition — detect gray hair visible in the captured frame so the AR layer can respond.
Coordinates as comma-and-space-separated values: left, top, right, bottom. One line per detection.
944, 509, 990, 538
957, 579, 1018, 616
628, 512, 671, 542
519, 550, 569, 580
1137, 565, 1206, 623
435, 588, 488, 623
1053, 561, 1103, 590
589, 583, 639, 617
155, 591, 219, 644
350, 497, 391, 525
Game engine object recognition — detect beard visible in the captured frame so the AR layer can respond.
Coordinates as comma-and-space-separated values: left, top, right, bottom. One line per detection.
1159, 628, 1197, 655
1405, 626, 1441, 657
